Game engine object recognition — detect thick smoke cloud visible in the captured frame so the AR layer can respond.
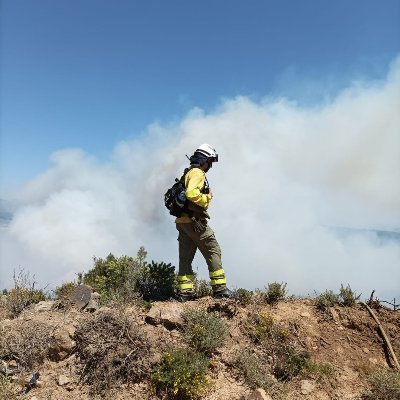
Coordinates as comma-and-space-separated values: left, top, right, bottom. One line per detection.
1, 59, 399, 300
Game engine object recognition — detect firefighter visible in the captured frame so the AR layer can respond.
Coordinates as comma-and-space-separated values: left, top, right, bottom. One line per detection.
176, 143, 232, 301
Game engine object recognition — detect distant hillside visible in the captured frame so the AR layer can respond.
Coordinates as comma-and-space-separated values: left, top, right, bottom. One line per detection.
0, 199, 13, 226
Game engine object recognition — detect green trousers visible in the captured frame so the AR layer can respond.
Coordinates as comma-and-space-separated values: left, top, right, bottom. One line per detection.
176, 222, 227, 293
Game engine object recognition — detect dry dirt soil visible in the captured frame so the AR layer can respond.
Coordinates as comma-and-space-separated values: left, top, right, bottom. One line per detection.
1, 296, 399, 400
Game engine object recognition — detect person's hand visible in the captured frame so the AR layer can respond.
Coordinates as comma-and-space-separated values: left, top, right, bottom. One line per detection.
208, 188, 213, 199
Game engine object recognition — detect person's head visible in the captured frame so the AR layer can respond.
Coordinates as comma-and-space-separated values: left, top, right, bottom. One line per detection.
189, 144, 218, 172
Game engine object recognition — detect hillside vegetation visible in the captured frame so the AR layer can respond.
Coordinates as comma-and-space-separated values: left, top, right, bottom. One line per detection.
0, 248, 399, 400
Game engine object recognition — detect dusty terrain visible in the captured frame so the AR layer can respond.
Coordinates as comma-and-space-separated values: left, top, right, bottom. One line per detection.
1, 294, 399, 400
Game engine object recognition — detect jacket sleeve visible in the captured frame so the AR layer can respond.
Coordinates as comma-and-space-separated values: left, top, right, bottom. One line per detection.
185, 168, 211, 209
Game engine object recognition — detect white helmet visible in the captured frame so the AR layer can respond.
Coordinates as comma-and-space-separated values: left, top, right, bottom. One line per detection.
195, 143, 218, 162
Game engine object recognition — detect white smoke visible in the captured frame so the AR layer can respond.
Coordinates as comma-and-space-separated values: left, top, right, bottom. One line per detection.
1, 58, 399, 300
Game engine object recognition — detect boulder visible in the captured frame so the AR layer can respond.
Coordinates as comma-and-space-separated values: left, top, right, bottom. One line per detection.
145, 302, 184, 329
68, 284, 92, 310
48, 325, 76, 361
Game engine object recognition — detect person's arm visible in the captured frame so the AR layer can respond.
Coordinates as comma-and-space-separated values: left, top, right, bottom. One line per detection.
185, 168, 211, 209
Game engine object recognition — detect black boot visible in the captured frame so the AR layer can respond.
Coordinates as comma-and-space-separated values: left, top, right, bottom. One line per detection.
212, 287, 232, 299
177, 291, 196, 302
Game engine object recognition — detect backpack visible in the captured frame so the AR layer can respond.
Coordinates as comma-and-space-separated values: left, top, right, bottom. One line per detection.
164, 168, 191, 217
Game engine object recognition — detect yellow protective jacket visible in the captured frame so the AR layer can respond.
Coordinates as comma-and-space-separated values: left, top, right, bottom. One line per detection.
175, 167, 212, 223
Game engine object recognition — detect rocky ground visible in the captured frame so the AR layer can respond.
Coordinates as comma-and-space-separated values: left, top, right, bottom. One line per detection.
0, 289, 399, 400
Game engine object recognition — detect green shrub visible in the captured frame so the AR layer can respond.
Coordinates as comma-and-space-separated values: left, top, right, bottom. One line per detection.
339, 284, 361, 307
273, 345, 311, 381
54, 281, 78, 299
264, 282, 287, 305
234, 348, 287, 399
247, 308, 289, 344
83, 253, 136, 303
245, 307, 323, 382
315, 290, 340, 312
233, 288, 253, 306
83, 247, 176, 303
315, 285, 361, 313
305, 361, 335, 379
151, 348, 210, 399
136, 261, 176, 301
362, 368, 400, 400
182, 308, 228, 354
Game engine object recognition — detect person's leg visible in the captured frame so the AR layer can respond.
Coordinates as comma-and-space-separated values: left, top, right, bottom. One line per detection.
177, 223, 230, 297
176, 223, 197, 299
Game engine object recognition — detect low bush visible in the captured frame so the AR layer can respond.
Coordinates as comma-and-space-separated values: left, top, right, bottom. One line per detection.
273, 345, 311, 380
315, 290, 340, 313
74, 309, 151, 395
245, 307, 330, 382
362, 368, 400, 400
234, 348, 287, 400
264, 282, 287, 305
54, 281, 78, 299
233, 288, 253, 306
151, 348, 210, 399
247, 308, 288, 344
83, 253, 136, 304
0, 320, 51, 371
136, 260, 176, 301
83, 247, 177, 303
182, 308, 228, 354
339, 283, 361, 307
5, 270, 47, 318
306, 361, 336, 379
315, 284, 361, 314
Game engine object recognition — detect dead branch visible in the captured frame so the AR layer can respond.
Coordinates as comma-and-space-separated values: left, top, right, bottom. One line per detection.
362, 302, 400, 370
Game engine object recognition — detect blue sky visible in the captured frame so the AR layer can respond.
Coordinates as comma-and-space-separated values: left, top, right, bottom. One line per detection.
1, 1, 399, 297
1, 0, 399, 192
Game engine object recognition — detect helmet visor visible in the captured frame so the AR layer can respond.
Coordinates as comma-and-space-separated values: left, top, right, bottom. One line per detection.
211, 153, 218, 162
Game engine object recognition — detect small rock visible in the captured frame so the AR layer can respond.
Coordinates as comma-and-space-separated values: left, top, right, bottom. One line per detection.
85, 292, 101, 312
0, 360, 7, 374
300, 312, 310, 317
30, 397, 39, 400
48, 326, 76, 361
248, 388, 273, 400
369, 357, 378, 364
300, 380, 315, 395
145, 302, 184, 329
33, 300, 54, 312
58, 374, 71, 386
8, 360, 18, 368
363, 347, 370, 354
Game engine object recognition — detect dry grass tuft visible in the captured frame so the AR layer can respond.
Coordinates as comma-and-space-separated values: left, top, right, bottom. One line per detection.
73, 309, 151, 395
0, 320, 51, 371
0, 375, 18, 400
362, 368, 400, 400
